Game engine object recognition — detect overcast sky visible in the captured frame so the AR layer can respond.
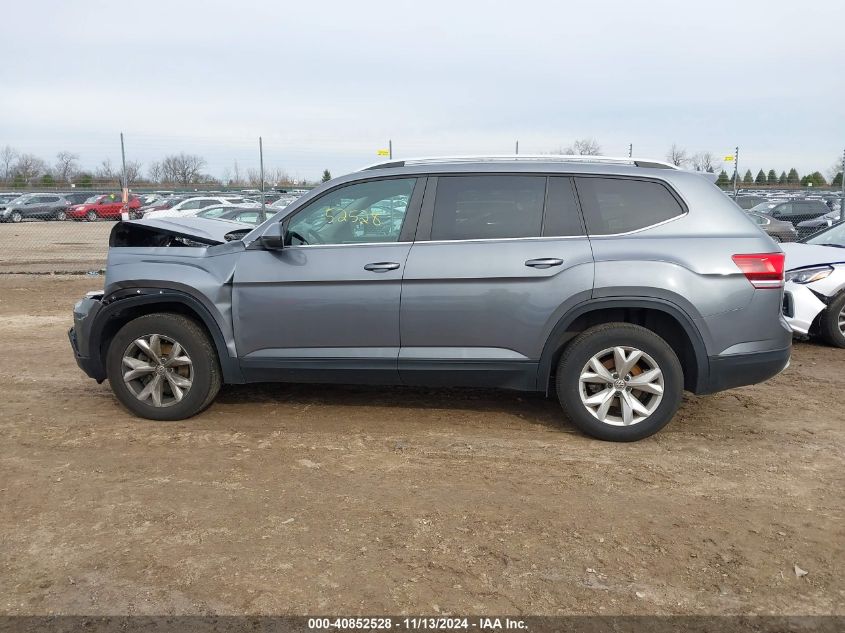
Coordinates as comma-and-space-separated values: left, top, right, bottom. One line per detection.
1, 0, 843, 181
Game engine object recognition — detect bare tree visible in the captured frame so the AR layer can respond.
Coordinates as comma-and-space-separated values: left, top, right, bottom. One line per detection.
147, 161, 163, 183
666, 144, 689, 167
96, 159, 117, 183
563, 138, 602, 155
54, 151, 80, 183
160, 153, 207, 186
246, 168, 262, 187
828, 155, 845, 183
13, 153, 48, 184
690, 151, 717, 173
1, 145, 18, 182
266, 167, 290, 185
231, 159, 242, 186
124, 160, 143, 185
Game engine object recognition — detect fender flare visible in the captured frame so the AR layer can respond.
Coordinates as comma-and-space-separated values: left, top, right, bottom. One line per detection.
89, 288, 244, 384
536, 297, 710, 393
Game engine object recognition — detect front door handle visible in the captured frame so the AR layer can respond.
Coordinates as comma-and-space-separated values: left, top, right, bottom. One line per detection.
364, 262, 401, 272
525, 258, 563, 269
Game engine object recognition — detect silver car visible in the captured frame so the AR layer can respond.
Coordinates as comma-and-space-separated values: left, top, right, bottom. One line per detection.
69, 156, 792, 441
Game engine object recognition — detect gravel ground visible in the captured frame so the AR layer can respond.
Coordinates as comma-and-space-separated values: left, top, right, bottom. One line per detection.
0, 275, 843, 616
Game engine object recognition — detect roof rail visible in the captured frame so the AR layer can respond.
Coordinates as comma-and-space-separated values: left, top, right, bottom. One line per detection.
360, 154, 680, 171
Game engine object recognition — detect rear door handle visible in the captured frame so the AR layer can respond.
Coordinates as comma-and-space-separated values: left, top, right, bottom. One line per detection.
525, 258, 563, 269
364, 262, 401, 272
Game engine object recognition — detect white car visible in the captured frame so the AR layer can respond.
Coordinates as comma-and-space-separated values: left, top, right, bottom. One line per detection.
143, 196, 254, 219
781, 222, 845, 347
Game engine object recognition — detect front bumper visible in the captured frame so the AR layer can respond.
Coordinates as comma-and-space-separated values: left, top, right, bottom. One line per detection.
783, 282, 826, 335
69, 293, 106, 381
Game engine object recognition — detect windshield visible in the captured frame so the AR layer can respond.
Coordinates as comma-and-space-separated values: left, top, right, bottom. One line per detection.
747, 202, 781, 213
806, 222, 845, 247
197, 207, 228, 219
85, 196, 101, 204
8, 195, 34, 205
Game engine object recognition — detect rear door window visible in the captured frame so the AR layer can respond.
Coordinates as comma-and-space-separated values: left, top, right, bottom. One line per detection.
431, 175, 545, 240
574, 177, 685, 235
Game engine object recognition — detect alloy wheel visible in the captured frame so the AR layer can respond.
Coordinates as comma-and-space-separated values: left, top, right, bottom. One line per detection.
839, 305, 845, 336
10, 211, 22, 223
578, 346, 664, 426
122, 334, 193, 407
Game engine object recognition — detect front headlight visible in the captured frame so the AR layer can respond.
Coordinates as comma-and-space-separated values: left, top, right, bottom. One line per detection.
786, 266, 834, 284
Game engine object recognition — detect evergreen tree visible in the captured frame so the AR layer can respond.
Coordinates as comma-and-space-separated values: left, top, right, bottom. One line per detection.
809, 171, 827, 187
40, 173, 55, 187
832, 172, 843, 187
715, 170, 730, 187
778, 171, 787, 184
787, 168, 800, 185
321, 169, 332, 183
755, 169, 766, 185
767, 169, 777, 184
742, 169, 753, 185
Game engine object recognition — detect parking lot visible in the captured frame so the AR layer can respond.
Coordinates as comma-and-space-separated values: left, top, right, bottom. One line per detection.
1, 273, 843, 615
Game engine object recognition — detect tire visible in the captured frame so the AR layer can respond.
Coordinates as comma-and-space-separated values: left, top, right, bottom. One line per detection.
555, 323, 684, 441
86, 210, 98, 222
54, 209, 67, 221
10, 211, 22, 223
819, 292, 845, 348
106, 313, 222, 421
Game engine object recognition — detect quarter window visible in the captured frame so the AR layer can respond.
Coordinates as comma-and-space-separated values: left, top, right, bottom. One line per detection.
285, 178, 416, 246
431, 175, 545, 240
543, 177, 584, 236
575, 177, 684, 235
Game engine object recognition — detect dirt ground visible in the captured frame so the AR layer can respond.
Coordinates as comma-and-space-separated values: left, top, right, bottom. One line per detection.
0, 274, 843, 617
0, 221, 110, 273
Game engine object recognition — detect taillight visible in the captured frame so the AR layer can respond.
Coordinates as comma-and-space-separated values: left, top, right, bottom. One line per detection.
732, 253, 785, 289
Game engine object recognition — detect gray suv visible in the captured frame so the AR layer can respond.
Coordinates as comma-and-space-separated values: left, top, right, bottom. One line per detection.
69, 157, 792, 441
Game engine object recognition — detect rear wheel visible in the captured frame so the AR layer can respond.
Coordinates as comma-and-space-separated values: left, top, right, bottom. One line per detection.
819, 292, 845, 348
555, 323, 683, 441
54, 209, 67, 221
106, 313, 221, 420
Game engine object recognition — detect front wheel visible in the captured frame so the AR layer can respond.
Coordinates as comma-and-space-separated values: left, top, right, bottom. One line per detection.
819, 293, 845, 348
106, 313, 221, 420
555, 323, 684, 441
86, 210, 98, 222
10, 211, 22, 223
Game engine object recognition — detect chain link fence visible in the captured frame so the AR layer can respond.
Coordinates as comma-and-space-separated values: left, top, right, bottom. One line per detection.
1, 135, 843, 274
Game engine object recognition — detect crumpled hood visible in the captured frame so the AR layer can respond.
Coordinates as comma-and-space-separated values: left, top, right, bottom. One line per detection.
112, 217, 252, 246
780, 242, 845, 271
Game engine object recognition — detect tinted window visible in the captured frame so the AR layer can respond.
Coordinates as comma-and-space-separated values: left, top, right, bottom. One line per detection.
431, 175, 545, 240
575, 177, 684, 235
773, 203, 792, 216
286, 178, 416, 246
179, 200, 203, 210
41, 196, 60, 203
543, 177, 584, 236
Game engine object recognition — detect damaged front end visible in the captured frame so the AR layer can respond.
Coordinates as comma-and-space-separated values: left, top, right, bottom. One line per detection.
70, 217, 251, 383
110, 217, 254, 247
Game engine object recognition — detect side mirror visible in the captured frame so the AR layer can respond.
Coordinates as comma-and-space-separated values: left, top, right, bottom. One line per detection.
259, 222, 285, 250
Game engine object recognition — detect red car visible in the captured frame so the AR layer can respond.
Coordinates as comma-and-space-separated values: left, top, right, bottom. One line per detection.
67, 193, 142, 221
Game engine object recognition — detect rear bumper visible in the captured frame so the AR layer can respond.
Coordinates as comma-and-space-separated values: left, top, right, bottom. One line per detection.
703, 346, 791, 393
